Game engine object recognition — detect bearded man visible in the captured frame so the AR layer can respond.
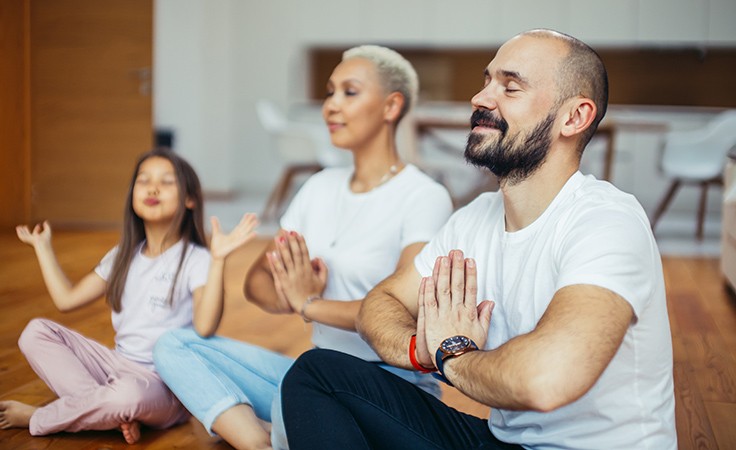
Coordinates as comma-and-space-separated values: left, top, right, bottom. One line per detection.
280, 29, 677, 450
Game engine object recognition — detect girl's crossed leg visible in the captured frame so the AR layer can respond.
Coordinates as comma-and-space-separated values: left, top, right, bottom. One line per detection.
2, 318, 187, 443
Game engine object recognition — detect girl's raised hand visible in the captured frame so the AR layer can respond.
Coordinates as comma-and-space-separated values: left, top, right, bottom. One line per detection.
16, 221, 52, 249
209, 213, 259, 261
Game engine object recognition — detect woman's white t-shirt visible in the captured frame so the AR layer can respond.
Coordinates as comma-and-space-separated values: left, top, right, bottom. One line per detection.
281, 164, 453, 361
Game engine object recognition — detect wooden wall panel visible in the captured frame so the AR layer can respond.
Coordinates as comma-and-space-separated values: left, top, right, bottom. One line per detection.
0, 0, 31, 228
310, 47, 736, 108
30, 0, 153, 228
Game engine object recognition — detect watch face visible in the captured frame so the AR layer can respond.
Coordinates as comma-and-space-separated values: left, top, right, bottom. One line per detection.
441, 335, 471, 353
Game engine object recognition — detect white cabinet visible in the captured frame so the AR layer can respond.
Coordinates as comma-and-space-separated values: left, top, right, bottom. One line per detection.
721, 151, 736, 289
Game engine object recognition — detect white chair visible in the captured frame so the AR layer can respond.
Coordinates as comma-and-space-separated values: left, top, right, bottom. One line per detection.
651, 110, 736, 240
256, 100, 345, 221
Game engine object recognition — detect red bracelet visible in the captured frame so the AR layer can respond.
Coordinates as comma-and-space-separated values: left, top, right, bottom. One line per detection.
409, 334, 436, 373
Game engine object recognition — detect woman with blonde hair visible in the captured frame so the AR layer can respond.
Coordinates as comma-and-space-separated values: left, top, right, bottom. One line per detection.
154, 45, 453, 450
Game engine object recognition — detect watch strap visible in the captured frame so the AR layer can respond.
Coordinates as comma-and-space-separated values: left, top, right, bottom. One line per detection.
432, 371, 453, 387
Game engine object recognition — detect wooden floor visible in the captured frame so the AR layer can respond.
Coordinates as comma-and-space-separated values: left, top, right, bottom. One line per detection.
0, 229, 734, 449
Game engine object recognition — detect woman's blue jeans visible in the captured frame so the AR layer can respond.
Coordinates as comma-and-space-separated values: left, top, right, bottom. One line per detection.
153, 328, 440, 449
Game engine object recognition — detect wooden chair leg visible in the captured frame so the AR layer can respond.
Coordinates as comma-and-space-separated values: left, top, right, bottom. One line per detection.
270, 167, 299, 219
262, 172, 293, 221
696, 181, 709, 241
651, 179, 681, 233
263, 164, 323, 221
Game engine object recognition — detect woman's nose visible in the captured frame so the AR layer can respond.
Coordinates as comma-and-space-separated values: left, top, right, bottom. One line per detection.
323, 99, 336, 115
324, 92, 344, 112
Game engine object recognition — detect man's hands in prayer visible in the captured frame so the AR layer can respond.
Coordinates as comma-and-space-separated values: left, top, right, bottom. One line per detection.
417, 249, 494, 367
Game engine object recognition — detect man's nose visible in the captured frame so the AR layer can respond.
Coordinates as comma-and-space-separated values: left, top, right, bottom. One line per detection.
471, 84, 498, 111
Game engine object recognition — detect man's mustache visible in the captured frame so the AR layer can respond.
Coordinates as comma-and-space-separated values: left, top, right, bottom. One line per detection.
470, 109, 508, 134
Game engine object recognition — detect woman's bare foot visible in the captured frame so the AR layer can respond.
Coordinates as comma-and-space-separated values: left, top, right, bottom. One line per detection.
258, 418, 272, 433
120, 421, 141, 444
0, 400, 37, 429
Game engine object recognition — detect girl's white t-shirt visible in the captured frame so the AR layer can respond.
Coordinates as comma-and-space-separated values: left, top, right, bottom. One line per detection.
95, 240, 210, 370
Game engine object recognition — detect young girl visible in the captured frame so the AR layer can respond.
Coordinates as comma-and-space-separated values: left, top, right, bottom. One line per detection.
0, 149, 258, 444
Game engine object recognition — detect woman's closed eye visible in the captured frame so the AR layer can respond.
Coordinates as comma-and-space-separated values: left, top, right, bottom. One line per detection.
325, 88, 358, 98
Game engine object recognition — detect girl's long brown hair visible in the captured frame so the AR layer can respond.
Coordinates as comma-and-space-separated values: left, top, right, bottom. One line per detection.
106, 148, 206, 312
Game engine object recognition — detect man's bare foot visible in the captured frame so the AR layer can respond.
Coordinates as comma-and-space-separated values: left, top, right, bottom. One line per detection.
0, 400, 37, 429
120, 421, 141, 444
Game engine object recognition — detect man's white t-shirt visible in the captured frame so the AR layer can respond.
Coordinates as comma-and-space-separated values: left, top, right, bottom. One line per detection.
416, 171, 677, 450
96, 240, 210, 370
282, 164, 453, 361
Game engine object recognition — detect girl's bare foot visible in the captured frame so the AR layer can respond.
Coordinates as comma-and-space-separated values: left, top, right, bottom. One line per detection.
120, 421, 141, 444
0, 400, 37, 429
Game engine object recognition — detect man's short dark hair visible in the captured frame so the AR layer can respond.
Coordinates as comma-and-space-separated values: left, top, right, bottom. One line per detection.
523, 29, 609, 153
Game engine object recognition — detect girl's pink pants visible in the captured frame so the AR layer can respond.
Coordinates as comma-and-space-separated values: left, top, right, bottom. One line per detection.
18, 318, 189, 436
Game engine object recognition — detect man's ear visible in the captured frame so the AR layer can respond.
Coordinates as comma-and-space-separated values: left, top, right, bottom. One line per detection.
383, 92, 405, 123
560, 97, 597, 138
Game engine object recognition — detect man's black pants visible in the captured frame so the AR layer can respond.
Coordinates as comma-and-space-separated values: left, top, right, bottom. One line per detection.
281, 348, 523, 450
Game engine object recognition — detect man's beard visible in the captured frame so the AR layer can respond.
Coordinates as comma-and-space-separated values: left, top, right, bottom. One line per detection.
464, 109, 555, 185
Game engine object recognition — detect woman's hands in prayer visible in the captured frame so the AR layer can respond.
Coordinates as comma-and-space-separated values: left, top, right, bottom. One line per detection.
267, 230, 328, 316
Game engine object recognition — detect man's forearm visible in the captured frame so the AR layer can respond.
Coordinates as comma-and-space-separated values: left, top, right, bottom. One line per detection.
442, 335, 592, 412
439, 286, 633, 412
357, 287, 417, 369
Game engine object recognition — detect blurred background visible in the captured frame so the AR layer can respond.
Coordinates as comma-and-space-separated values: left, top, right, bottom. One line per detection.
2, 0, 736, 257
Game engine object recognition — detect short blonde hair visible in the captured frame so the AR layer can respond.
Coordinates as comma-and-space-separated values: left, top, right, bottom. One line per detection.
342, 45, 419, 123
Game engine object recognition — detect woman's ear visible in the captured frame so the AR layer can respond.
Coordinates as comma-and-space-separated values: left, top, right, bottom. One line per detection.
383, 92, 405, 123
185, 197, 195, 210
560, 97, 597, 138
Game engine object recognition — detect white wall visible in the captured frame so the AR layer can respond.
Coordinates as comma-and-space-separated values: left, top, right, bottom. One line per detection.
154, 0, 234, 192
154, 0, 736, 197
